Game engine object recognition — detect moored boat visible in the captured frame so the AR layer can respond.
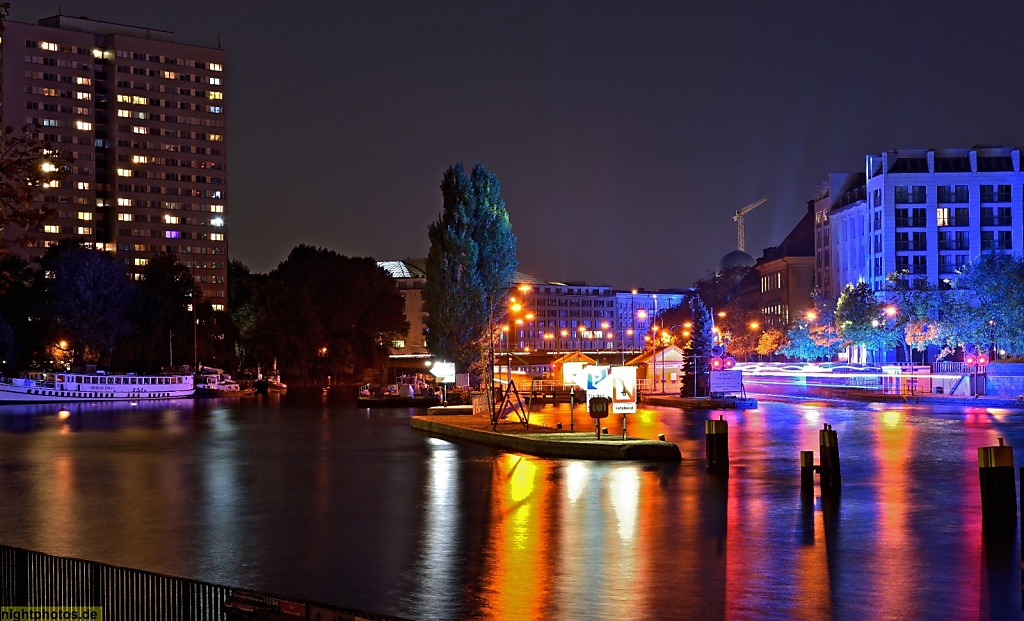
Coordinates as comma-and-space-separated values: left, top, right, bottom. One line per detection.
195, 367, 255, 397
0, 370, 194, 403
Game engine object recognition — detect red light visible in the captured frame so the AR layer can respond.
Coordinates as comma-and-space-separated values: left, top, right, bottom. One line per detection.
978, 354, 989, 366
965, 355, 977, 366
710, 357, 724, 370
724, 357, 736, 369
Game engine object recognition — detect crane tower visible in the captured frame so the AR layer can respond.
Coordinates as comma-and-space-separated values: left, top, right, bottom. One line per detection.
732, 197, 767, 252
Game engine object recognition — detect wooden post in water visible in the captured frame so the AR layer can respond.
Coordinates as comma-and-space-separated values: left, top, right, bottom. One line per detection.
705, 415, 729, 473
977, 438, 1016, 527
818, 423, 841, 494
800, 450, 815, 493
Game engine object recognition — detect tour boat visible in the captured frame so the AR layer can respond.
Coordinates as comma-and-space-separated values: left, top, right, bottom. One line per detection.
0, 370, 194, 403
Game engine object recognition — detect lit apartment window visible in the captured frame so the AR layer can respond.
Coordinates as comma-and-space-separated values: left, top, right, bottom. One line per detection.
76, 92, 91, 100
132, 155, 148, 164
210, 217, 224, 227
209, 77, 221, 85
210, 233, 224, 241
208, 105, 222, 113
937, 208, 950, 227
209, 91, 223, 100
40, 42, 58, 51
134, 258, 148, 267
165, 230, 181, 239
117, 110, 130, 117
164, 215, 180, 224
117, 168, 132, 177
76, 77, 91, 86
210, 204, 224, 213
132, 126, 146, 134
209, 134, 222, 142
117, 198, 133, 207
43, 225, 59, 234
75, 121, 92, 131
77, 227, 92, 235
117, 214, 132, 222
92, 49, 103, 59
76, 182, 90, 190
212, 304, 225, 312
77, 212, 92, 221
210, 63, 223, 72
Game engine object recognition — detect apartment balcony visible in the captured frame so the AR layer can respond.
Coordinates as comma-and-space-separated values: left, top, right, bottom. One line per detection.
895, 218, 927, 228
980, 217, 1012, 226
895, 242, 927, 251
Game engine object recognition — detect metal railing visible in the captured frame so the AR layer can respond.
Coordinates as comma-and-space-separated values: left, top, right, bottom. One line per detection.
0, 544, 407, 620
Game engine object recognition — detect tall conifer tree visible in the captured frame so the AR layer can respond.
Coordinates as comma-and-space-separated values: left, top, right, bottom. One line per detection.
424, 163, 517, 374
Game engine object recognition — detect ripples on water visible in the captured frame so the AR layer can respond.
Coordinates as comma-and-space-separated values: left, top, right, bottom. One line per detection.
0, 392, 1019, 620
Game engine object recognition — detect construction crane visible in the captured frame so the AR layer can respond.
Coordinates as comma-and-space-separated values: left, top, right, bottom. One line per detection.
732, 196, 767, 253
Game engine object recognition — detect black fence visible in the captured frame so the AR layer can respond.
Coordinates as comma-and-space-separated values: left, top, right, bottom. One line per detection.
1, 544, 409, 621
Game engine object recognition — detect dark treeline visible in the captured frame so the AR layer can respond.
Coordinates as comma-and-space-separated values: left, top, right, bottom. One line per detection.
0, 242, 408, 384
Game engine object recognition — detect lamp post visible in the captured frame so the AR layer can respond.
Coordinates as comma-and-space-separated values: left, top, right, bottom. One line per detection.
486, 284, 531, 427
631, 289, 637, 354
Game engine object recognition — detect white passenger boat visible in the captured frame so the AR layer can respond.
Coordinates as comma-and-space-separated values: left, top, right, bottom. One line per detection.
0, 371, 194, 403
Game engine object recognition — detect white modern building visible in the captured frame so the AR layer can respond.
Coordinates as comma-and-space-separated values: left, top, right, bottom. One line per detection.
817, 147, 1023, 298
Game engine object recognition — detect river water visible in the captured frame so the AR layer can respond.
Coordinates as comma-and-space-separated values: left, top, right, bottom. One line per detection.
0, 390, 1020, 620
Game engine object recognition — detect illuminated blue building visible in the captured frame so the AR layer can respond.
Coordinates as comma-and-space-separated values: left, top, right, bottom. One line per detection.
816, 147, 1024, 299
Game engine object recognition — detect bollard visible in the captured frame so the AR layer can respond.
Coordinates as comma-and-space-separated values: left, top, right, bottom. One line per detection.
800, 450, 815, 493
819, 423, 841, 494
705, 415, 729, 472
569, 391, 575, 432
601, 426, 609, 436
978, 438, 1016, 526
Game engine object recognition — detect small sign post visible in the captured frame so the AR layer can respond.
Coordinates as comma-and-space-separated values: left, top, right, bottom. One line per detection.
589, 396, 611, 439
430, 361, 456, 406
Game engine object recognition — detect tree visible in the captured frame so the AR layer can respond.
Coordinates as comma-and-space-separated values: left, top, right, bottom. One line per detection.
756, 328, 785, 360
127, 252, 198, 371
40, 243, 134, 368
883, 271, 950, 361
949, 253, 1024, 356
681, 296, 713, 397
423, 163, 517, 376
835, 282, 893, 362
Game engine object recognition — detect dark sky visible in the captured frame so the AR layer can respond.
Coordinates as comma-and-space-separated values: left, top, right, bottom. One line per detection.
13, 1, 1024, 289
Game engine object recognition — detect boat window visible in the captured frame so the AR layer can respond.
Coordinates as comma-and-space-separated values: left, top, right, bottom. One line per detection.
57, 375, 64, 382
115, 378, 121, 385
130, 378, 137, 385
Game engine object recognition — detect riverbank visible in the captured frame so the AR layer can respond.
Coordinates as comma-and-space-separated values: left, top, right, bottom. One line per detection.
642, 386, 1024, 410
410, 411, 681, 461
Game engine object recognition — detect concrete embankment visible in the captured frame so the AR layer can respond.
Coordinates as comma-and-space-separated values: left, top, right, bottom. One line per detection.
410, 413, 681, 461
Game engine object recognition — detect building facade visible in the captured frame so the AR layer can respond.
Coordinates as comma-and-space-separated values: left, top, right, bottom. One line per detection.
819, 148, 1023, 297
378, 259, 686, 359
1, 16, 228, 308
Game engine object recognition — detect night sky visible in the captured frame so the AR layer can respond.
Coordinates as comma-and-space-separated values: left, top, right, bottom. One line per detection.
12, 1, 1024, 290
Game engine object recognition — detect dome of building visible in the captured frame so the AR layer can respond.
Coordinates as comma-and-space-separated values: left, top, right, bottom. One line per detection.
719, 250, 756, 271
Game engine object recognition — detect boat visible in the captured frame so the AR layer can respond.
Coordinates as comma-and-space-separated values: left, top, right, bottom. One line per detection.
253, 360, 287, 394
194, 367, 255, 397
0, 370, 194, 403
357, 380, 441, 407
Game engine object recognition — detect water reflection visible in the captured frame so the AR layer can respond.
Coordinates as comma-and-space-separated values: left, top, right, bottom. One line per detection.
0, 393, 1020, 619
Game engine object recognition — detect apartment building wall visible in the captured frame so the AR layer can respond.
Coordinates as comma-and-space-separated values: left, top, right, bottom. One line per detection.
1, 16, 228, 308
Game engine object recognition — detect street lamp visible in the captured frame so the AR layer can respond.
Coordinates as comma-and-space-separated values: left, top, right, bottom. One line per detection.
486, 283, 531, 427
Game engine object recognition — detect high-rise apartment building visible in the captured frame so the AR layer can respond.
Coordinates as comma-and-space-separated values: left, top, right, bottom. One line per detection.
1, 15, 228, 308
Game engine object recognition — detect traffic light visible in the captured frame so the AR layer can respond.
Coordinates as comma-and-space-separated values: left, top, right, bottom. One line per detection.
977, 353, 989, 366
709, 356, 724, 370
723, 356, 736, 369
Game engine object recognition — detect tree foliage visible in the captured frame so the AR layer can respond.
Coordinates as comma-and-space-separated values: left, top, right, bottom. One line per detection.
948, 253, 1024, 355
423, 163, 517, 374
681, 296, 713, 397
237, 246, 408, 382
40, 244, 135, 367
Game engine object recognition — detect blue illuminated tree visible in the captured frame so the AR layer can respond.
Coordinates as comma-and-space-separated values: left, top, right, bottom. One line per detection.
424, 163, 517, 376
681, 295, 713, 397
949, 253, 1024, 355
